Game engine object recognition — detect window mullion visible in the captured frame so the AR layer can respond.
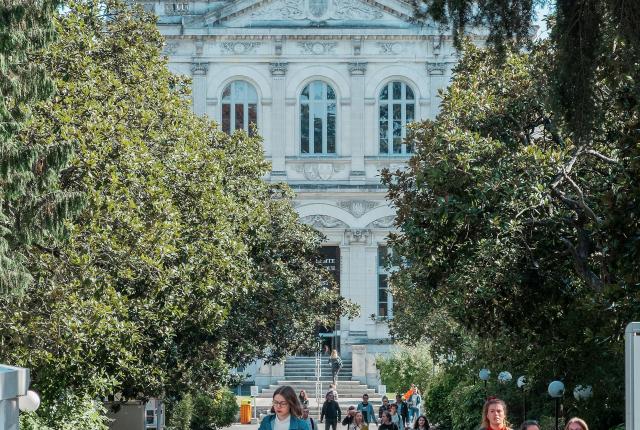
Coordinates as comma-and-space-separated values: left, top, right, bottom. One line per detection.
401, 89, 406, 154
322, 92, 328, 154
309, 102, 314, 154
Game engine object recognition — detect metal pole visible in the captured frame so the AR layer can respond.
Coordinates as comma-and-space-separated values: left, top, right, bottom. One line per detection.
522, 389, 526, 421
626, 322, 640, 430
555, 398, 559, 430
316, 347, 322, 419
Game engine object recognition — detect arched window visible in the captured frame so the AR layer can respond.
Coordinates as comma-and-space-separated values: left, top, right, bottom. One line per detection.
378, 81, 415, 154
300, 81, 336, 154
221, 80, 258, 135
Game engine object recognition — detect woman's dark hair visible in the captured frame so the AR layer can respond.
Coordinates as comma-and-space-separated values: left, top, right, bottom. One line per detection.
520, 420, 540, 430
413, 415, 430, 429
274, 385, 303, 418
383, 411, 393, 422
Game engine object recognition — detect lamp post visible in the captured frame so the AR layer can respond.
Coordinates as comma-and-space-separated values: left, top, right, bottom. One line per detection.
479, 369, 491, 399
517, 376, 527, 420
548, 380, 565, 430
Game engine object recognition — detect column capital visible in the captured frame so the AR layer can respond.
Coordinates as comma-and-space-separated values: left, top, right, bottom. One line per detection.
191, 61, 209, 75
348, 61, 368, 76
269, 61, 289, 76
425, 61, 446, 76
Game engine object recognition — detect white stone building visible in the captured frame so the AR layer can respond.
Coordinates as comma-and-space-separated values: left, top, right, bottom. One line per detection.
145, 0, 463, 388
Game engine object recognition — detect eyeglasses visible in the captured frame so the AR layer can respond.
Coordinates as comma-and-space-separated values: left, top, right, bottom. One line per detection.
272, 401, 289, 408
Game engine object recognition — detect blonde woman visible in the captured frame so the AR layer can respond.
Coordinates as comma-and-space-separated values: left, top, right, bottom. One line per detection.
565, 418, 589, 430
350, 411, 368, 430
479, 398, 512, 430
329, 349, 343, 384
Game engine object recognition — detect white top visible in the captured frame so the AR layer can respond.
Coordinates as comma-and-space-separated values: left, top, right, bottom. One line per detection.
275, 415, 291, 430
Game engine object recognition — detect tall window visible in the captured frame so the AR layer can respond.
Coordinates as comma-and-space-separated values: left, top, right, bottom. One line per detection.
300, 81, 336, 154
379, 81, 415, 154
377, 246, 393, 318
221, 81, 258, 135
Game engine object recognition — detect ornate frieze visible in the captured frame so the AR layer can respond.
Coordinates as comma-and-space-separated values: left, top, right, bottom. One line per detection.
366, 215, 395, 229
348, 62, 367, 75
221, 41, 261, 55
345, 229, 371, 244
295, 163, 345, 180
426, 61, 447, 75
377, 42, 403, 55
301, 215, 348, 229
269, 62, 289, 76
190, 62, 209, 75
162, 42, 179, 56
298, 41, 337, 55
251, 0, 383, 21
337, 200, 378, 218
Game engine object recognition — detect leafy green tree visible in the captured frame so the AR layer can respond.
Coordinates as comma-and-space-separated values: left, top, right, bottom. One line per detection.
383, 40, 637, 428
0, 0, 83, 293
0, 0, 353, 424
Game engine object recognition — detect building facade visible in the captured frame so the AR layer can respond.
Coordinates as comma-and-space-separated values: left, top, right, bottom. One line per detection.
145, 0, 462, 387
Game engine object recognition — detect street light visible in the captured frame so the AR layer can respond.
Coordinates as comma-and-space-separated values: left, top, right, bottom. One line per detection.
479, 369, 490, 399
548, 380, 565, 430
498, 371, 512, 384
573, 385, 593, 401
517, 376, 527, 420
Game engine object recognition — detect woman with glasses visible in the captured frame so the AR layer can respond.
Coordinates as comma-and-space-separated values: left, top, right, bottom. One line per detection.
259, 386, 310, 430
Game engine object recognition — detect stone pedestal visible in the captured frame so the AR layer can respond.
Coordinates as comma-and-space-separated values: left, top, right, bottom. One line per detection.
0, 365, 30, 430
351, 345, 367, 384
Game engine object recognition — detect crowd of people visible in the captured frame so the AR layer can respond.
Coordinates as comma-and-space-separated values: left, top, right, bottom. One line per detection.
261, 385, 590, 430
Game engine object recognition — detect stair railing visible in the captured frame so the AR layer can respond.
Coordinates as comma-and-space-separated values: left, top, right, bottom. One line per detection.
315, 346, 322, 417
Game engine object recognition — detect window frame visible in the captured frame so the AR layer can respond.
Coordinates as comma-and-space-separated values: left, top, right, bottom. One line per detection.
220, 80, 259, 135
377, 80, 416, 156
377, 245, 394, 319
299, 80, 338, 155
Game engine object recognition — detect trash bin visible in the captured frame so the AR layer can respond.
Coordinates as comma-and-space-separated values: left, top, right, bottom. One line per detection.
240, 400, 252, 424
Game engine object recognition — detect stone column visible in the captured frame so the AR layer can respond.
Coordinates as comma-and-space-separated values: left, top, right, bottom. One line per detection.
348, 62, 367, 182
191, 61, 209, 116
351, 345, 367, 385
269, 62, 288, 178
426, 61, 447, 119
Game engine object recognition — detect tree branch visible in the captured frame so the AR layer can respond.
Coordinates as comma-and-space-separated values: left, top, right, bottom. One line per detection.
584, 149, 618, 164
560, 237, 604, 292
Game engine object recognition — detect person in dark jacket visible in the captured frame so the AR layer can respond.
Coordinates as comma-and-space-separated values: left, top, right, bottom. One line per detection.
259, 386, 310, 430
379, 411, 399, 430
320, 391, 341, 430
342, 405, 357, 427
378, 396, 390, 420
395, 394, 409, 429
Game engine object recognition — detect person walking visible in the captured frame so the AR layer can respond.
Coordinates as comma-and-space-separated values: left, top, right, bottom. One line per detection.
389, 404, 402, 429
394, 394, 409, 429
320, 391, 342, 430
378, 396, 390, 421
519, 421, 540, 430
413, 415, 429, 430
350, 411, 369, 430
299, 390, 310, 408
379, 411, 399, 430
479, 398, 512, 430
342, 406, 357, 428
357, 393, 378, 426
303, 407, 317, 430
259, 386, 310, 430
329, 349, 343, 384
407, 387, 421, 426
565, 418, 589, 430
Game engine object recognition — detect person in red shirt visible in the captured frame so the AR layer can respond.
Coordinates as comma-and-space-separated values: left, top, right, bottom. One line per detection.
479, 398, 512, 430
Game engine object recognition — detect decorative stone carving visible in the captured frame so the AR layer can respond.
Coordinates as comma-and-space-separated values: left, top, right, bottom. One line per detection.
378, 42, 403, 55
295, 163, 345, 180
274, 36, 283, 56
195, 40, 204, 56
162, 42, 179, 55
366, 215, 395, 228
333, 0, 383, 20
348, 62, 367, 75
426, 61, 447, 75
298, 42, 337, 55
191, 62, 209, 75
221, 41, 261, 55
345, 229, 371, 244
337, 200, 378, 218
352, 37, 362, 56
269, 62, 289, 76
301, 215, 348, 229
164, 2, 189, 15
432, 35, 444, 57
251, 0, 383, 21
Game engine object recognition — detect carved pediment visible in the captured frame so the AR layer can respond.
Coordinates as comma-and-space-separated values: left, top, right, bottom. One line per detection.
206, 0, 421, 27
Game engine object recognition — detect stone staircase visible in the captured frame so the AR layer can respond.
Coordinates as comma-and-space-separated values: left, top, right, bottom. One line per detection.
259, 356, 382, 400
